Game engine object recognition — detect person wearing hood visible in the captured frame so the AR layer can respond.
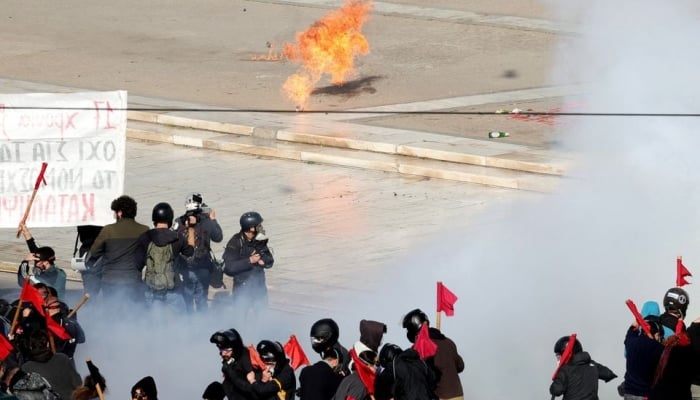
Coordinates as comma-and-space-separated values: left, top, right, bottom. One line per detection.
17, 223, 66, 300
21, 330, 81, 400
131, 376, 158, 400
250, 340, 295, 400
375, 343, 437, 400
549, 336, 617, 400
402, 309, 463, 400
136, 202, 194, 313
202, 382, 226, 400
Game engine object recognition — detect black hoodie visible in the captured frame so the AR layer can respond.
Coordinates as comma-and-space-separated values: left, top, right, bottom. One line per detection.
550, 351, 617, 400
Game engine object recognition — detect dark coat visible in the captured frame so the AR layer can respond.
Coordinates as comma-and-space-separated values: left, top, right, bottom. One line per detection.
86, 218, 149, 285
549, 351, 617, 400
393, 349, 437, 400
223, 233, 274, 289
623, 326, 663, 397
648, 322, 700, 400
135, 227, 194, 287
427, 328, 464, 399
298, 361, 343, 400
174, 214, 223, 269
222, 347, 257, 400
22, 353, 82, 400
251, 361, 296, 400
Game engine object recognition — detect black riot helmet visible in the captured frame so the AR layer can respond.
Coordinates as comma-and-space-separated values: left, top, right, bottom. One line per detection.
553, 336, 582, 356
402, 308, 429, 343
257, 340, 286, 364
310, 318, 340, 353
152, 202, 174, 227
210, 329, 244, 357
664, 287, 689, 316
240, 211, 263, 232
378, 343, 403, 369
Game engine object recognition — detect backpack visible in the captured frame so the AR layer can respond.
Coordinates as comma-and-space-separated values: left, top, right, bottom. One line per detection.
144, 241, 175, 291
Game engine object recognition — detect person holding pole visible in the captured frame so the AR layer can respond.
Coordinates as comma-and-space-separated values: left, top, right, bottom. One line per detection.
16, 224, 66, 300
401, 309, 464, 400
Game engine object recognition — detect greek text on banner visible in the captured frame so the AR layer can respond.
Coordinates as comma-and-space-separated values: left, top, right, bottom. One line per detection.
0, 91, 127, 227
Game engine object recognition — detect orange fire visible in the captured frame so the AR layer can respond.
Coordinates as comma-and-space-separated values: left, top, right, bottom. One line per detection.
282, 0, 373, 109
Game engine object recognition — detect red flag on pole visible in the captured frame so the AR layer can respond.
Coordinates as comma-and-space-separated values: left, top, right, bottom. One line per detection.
46, 316, 71, 340
19, 280, 45, 314
437, 282, 458, 316
625, 299, 652, 336
248, 344, 267, 370
18, 280, 71, 340
552, 333, 577, 380
0, 335, 13, 361
33, 163, 48, 190
283, 335, 310, 370
413, 323, 437, 359
348, 347, 376, 395
677, 257, 692, 287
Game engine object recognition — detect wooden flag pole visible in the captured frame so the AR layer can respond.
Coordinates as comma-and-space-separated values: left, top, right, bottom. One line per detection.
9, 299, 24, 337
66, 294, 90, 319
15, 162, 48, 238
436, 311, 442, 331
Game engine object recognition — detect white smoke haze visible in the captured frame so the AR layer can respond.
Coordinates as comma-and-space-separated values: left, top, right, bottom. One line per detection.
330, 1, 700, 400
62, 2, 700, 400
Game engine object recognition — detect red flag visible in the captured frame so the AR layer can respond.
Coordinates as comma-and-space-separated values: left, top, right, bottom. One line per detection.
0, 335, 13, 361
677, 257, 692, 287
552, 333, 577, 380
348, 347, 375, 395
283, 335, 310, 371
46, 316, 71, 340
33, 163, 48, 190
19, 280, 46, 315
625, 299, 651, 336
248, 344, 267, 370
437, 282, 458, 316
413, 323, 437, 359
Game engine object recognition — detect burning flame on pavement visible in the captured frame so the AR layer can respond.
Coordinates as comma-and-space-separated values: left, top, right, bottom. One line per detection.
251, 42, 286, 61
282, 0, 373, 109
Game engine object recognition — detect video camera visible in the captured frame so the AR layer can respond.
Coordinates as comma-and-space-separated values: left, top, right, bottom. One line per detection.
184, 193, 211, 224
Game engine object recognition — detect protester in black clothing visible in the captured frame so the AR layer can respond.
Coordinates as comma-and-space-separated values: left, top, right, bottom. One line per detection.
251, 340, 296, 400
174, 193, 223, 313
647, 317, 700, 400
622, 316, 664, 399
660, 287, 689, 338
375, 344, 402, 400
309, 318, 350, 377
223, 211, 273, 318
22, 330, 81, 400
549, 336, 617, 400
131, 376, 158, 400
298, 348, 344, 400
210, 329, 256, 400
202, 382, 226, 400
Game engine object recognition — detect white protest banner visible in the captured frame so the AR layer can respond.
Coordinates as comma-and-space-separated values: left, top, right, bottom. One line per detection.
0, 91, 126, 228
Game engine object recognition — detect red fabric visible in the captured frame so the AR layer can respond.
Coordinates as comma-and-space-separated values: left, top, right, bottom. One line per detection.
283, 335, 310, 371
248, 344, 267, 370
413, 323, 437, 359
625, 299, 651, 336
0, 334, 13, 361
437, 282, 458, 316
19, 280, 45, 315
677, 258, 692, 287
46, 316, 71, 340
33, 162, 48, 190
552, 333, 577, 380
348, 348, 375, 395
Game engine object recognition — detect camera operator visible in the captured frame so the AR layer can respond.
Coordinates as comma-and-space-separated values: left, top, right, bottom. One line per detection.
223, 211, 274, 318
173, 192, 223, 313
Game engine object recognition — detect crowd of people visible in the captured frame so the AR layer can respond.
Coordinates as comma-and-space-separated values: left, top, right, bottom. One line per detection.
7, 192, 700, 400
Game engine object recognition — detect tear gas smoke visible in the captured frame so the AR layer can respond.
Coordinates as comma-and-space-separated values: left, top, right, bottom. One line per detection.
333, 2, 700, 399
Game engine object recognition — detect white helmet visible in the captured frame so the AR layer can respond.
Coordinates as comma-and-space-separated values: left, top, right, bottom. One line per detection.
184, 192, 203, 211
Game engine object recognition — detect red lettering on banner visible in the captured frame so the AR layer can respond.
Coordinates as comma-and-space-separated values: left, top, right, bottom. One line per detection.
93, 101, 116, 129
1, 193, 97, 224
